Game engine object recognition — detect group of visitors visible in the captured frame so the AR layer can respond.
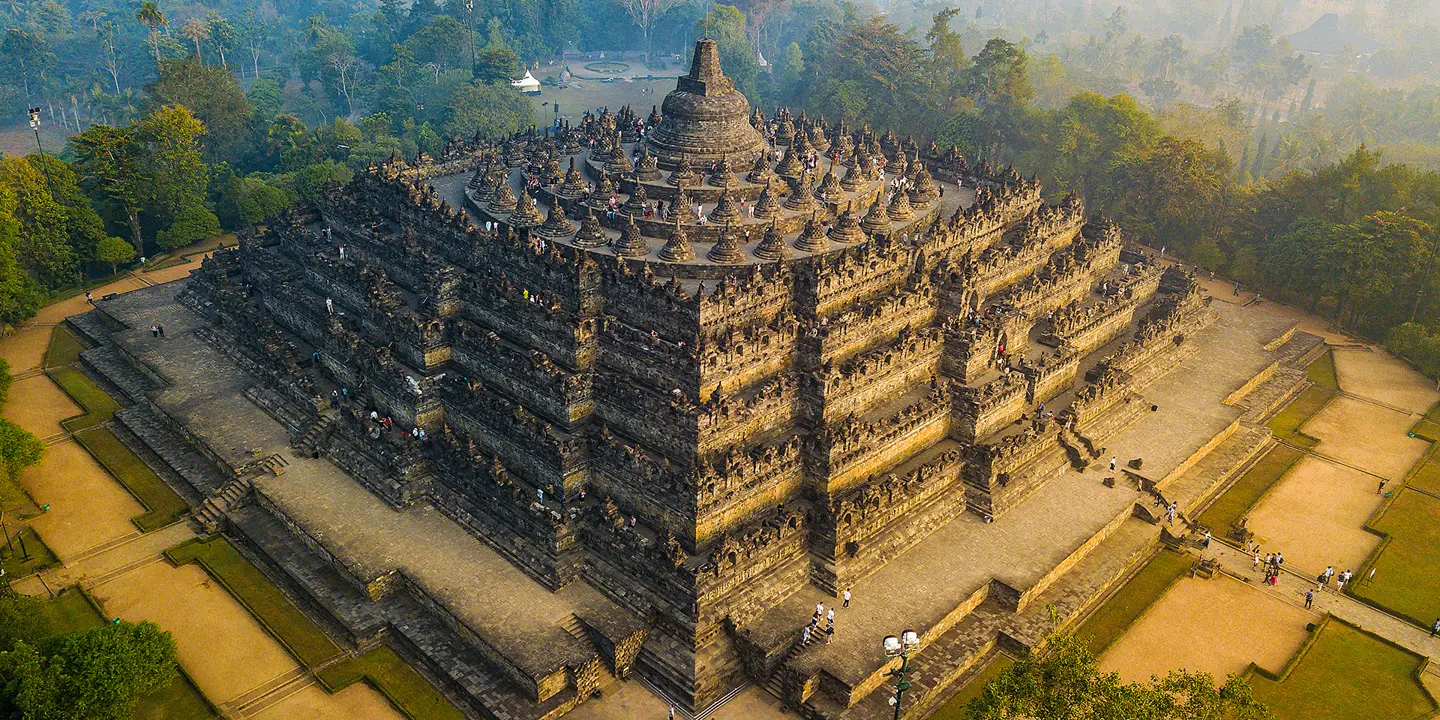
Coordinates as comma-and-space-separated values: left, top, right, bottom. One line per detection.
800, 589, 852, 648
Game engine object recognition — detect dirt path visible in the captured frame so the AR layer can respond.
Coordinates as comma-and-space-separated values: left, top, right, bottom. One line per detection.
1332, 348, 1439, 414
1244, 457, 1385, 577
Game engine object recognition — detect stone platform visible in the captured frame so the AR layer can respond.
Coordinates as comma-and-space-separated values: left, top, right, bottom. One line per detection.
71, 269, 1322, 720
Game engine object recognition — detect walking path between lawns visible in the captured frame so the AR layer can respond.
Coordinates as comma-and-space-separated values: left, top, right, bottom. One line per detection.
1190, 533, 1440, 660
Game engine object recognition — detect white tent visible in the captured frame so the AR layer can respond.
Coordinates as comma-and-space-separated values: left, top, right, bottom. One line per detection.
511, 70, 542, 95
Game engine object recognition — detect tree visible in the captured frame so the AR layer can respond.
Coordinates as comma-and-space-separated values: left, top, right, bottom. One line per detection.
147, 58, 255, 163
444, 81, 533, 139
4, 621, 178, 720
1, 29, 52, 104
968, 633, 1271, 719
925, 9, 968, 114
0, 156, 79, 288
0, 187, 44, 327
136, 1, 168, 72
95, 236, 136, 274
618, 0, 682, 61
156, 203, 220, 250
206, 14, 235, 69
966, 38, 1033, 107
180, 18, 209, 62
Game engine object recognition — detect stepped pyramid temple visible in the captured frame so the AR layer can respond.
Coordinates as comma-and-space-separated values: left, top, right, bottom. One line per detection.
73, 39, 1325, 719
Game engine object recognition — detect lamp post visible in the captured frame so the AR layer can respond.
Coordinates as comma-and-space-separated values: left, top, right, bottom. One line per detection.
883, 629, 919, 720
464, 0, 476, 79
27, 107, 59, 199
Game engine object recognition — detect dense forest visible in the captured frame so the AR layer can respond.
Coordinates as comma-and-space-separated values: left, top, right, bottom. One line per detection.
0, 0, 1438, 375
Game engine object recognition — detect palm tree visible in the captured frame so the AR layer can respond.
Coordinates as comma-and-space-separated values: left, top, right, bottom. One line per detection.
181, 17, 208, 62
137, 1, 167, 71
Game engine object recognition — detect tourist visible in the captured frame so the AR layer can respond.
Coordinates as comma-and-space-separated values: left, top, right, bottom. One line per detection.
1322, 566, 1334, 585
1253, 552, 1261, 571
1109, 456, 1117, 472
1431, 619, 1439, 637
151, 324, 158, 338
1377, 479, 1387, 495
842, 587, 851, 608
826, 608, 834, 624
816, 601, 825, 617
1201, 530, 1211, 550
1305, 589, 1314, 609
825, 620, 834, 645
85, 290, 93, 305
326, 297, 334, 315
159, 324, 166, 337
802, 625, 812, 645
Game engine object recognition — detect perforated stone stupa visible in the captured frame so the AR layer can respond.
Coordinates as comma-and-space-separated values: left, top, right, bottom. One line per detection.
74, 36, 1325, 720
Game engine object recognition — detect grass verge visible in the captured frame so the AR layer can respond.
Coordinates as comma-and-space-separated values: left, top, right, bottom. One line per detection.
1197, 445, 1305, 534
0, 526, 59, 578
1351, 489, 1440, 629
48, 365, 120, 432
317, 645, 468, 720
1266, 385, 1333, 448
165, 536, 343, 668
1306, 349, 1339, 390
1074, 548, 1193, 656
43, 327, 86, 368
1250, 619, 1434, 720
73, 427, 189, 531
930, 653, 1016, 720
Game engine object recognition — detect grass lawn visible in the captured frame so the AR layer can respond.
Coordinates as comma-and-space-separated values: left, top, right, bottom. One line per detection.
1075, 548, 1193, 656
1251, 621, 1434, 720
930, 654, 1016, 720
1307, 350, 1339, 390
1407, 455, 1440, 497
42, 587, 105, 633
317, 646, 468, 720
1266, 385, 1334, 448
1352, 489, 1440, 628
1198, 445, 1305, 534
43, 328, 86, 369
133, 674, 216, 720
0, 526, 59, 578
74, 426, 189, 532
48, 365, 120, 432
165, 536, 343, 668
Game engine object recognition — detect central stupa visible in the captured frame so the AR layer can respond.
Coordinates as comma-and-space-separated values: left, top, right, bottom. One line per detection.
645, 39, 767, 168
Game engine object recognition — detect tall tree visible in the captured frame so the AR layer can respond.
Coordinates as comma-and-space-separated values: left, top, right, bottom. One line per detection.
136, 1, 168, 72
180, 17, 209, 62
619, 0, 682, 61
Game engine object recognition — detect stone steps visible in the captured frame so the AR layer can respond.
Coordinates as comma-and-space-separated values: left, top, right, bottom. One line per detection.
228, 504, 388, 640
80, 345, 154, 404
64, 311, 110, 346
192, 477, 253, 533
114, 405, 231, 496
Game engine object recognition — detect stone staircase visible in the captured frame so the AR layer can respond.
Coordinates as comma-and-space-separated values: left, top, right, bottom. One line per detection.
114, 405, 231, 496
192, 477, 253, 533
291, 412, 338, 458
65, 311, 111, 346
80, 345, 155, 404
238, 452, 290, 479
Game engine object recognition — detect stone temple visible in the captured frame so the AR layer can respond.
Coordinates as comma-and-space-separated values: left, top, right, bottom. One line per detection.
70, 39, 1325, 720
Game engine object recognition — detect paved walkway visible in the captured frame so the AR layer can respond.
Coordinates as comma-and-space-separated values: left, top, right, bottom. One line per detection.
1195, 534, 1440, 659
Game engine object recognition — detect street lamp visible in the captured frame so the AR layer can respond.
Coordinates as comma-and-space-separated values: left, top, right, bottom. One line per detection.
883, 629, 919, 720
27, 108, 59, 199
464, 0, 476, 79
